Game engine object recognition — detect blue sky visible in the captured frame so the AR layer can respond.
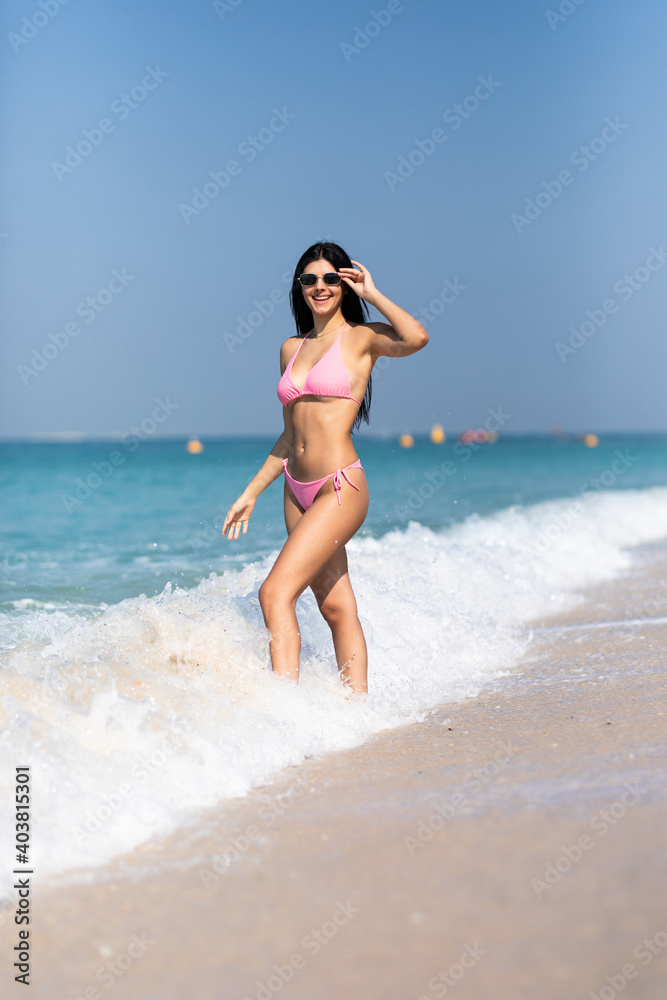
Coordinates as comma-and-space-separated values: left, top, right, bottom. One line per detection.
2, 0, 666, 438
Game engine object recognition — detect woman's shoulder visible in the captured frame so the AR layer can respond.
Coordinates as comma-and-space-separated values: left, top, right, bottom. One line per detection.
280, 335, 302, 354
279, 335, 302, 370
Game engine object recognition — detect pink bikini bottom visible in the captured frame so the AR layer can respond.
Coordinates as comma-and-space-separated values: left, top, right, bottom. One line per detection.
282, 457, 365, 510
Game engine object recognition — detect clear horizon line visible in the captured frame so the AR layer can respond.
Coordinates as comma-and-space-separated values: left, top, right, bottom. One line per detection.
1, 429, 666, 443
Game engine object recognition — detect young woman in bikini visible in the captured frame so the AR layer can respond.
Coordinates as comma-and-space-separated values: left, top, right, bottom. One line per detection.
222, 242, 428, 694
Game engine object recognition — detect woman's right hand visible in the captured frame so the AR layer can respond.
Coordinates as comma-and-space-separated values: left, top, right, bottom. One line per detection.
222, 494, 256, 541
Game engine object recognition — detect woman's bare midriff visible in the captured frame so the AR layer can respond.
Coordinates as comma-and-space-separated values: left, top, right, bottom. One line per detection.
284, 396, 363, 481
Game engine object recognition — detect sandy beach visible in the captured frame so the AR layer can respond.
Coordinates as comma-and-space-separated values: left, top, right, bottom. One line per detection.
5, 539, 667, 1000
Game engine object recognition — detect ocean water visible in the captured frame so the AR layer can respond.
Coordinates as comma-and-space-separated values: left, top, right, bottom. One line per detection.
1, 434, 667, 887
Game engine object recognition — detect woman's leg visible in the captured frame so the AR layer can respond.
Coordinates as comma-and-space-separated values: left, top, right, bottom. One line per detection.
258, 468, 368, 685
281, 489, 367, 691
309, 549, 368, 694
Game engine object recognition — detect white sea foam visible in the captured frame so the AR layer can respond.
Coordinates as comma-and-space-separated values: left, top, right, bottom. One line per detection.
1, 486, 667, 889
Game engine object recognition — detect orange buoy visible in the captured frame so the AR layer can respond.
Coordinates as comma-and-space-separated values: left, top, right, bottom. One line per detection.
186, 439, 204, 454
583, 434, 599, 448
430, 424, 446, 444
399, 434, 414, 448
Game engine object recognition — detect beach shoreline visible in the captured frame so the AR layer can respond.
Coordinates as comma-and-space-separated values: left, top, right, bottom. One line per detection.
4, 539, 667, 999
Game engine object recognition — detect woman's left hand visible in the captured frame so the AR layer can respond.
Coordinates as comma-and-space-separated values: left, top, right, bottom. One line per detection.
338, 259, 378, 302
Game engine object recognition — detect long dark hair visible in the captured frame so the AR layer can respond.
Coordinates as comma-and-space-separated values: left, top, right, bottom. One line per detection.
289, 241, 372, 431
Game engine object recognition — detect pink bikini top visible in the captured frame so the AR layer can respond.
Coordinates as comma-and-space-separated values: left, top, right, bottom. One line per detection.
277, 322, 362, 407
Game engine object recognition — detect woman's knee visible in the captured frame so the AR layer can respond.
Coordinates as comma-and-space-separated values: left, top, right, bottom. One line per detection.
259, 576, 296, 616
318, 591, 357, 627
258, 577, 280, 616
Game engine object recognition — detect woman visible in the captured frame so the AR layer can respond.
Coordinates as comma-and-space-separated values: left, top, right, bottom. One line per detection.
222, 242, 428, 694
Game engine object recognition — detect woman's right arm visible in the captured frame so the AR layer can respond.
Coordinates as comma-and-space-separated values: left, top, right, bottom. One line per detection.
222, 430, 290, 540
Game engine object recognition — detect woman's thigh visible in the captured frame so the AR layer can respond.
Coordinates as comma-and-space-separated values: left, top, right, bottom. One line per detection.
284, 482, 304, 535
268, 469, 368, 602
285, 485, 353, 610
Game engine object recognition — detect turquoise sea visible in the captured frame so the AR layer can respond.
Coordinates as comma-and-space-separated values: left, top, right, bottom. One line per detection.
3, 434, 667, 606
2, 433, 667, 886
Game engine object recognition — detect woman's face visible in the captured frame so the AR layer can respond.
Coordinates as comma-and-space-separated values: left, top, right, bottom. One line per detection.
300, 258, 345, 318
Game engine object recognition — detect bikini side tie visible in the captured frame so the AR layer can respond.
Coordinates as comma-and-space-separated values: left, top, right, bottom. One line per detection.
333, 466, 361, 505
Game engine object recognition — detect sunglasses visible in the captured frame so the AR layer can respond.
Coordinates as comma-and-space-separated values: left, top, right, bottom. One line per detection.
298, 272, 341, 287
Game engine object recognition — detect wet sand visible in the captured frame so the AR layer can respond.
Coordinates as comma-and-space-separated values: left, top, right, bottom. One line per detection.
5, 541, 667, 999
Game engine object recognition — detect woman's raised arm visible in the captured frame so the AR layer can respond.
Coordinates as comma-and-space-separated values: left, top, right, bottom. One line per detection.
338, 258, 429, 359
